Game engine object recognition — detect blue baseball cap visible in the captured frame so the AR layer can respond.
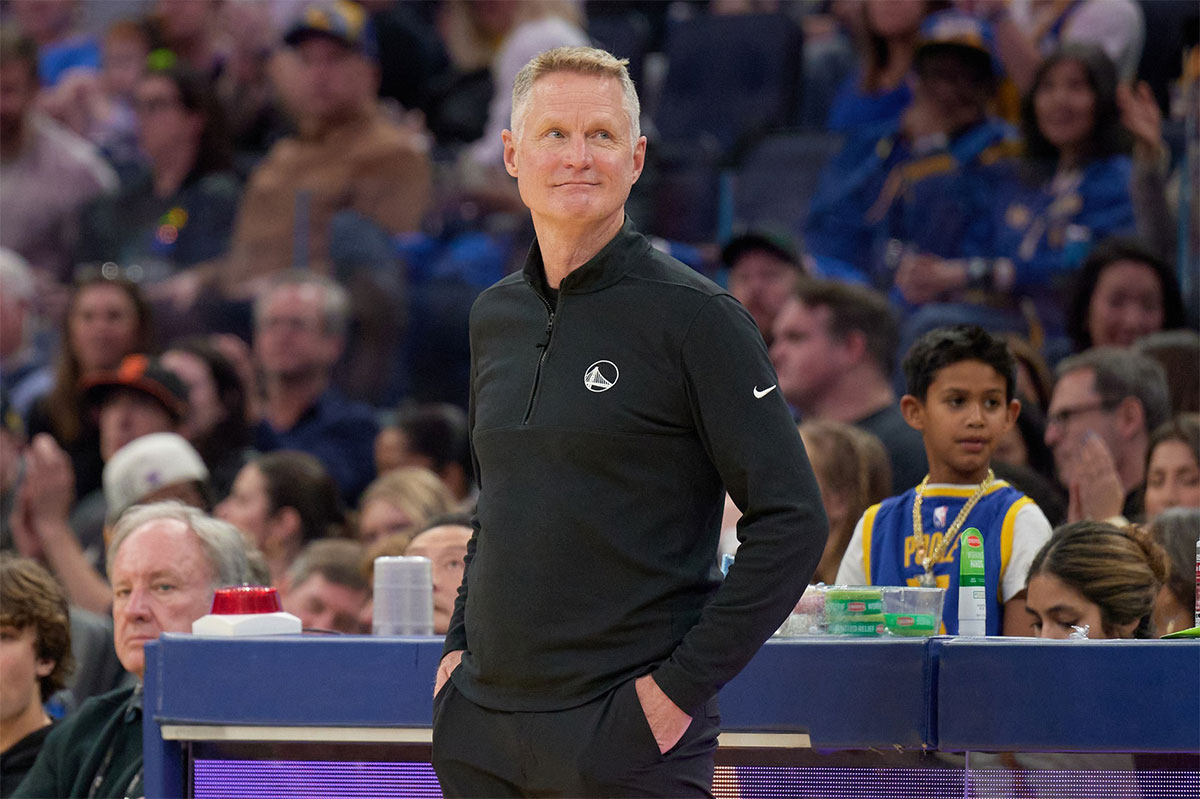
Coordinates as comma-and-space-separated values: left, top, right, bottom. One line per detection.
283, 0, 378, 61
916, 10, 1000, 79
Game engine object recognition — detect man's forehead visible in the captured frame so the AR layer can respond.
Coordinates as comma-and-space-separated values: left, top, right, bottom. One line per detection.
112, 519, 208, 574
407, 525, 471, 552
1052, 368, 1098, 403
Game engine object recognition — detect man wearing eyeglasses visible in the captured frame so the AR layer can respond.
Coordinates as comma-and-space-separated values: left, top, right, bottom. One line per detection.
1045, 347, 1171, 523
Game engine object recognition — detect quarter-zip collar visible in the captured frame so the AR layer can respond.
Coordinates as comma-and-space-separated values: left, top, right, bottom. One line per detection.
522, 216, 651, 297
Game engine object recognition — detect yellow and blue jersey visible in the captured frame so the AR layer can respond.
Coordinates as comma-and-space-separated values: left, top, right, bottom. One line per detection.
861, 480, 1033, 635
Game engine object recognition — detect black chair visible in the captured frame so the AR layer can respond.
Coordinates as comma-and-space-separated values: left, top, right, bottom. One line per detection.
655, 13, 804, 160
727, 128, 845, 240
588, 10, 651, 90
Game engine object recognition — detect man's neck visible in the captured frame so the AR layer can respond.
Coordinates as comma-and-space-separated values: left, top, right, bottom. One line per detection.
151, 141, 199, 198
263, 373, 327, 430
0, 699, 50, 754
533, 212, 624, 289
802, 367, 895, 424
299, 102, 371, 141
1117, 435, 1147, 493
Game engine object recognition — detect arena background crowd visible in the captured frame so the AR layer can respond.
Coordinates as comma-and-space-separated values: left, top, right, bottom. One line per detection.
0, 0, 1198, 793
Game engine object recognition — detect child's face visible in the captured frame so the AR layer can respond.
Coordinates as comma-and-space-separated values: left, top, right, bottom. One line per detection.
903, 359, 1018, 483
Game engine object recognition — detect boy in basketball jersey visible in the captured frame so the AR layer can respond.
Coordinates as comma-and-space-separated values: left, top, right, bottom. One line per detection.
835, 325, 1052, 635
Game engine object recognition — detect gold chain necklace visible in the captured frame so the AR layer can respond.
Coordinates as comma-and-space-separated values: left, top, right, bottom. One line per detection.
911, 469, 994, 588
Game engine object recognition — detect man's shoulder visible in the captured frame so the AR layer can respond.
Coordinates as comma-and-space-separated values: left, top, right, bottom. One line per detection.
29, 115, 117, 189
623, 245, 727, 299
49, 684, 138, 739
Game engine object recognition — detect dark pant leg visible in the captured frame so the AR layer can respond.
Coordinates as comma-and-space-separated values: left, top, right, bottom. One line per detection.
557, 679, 720, 798
431, 680, 527, 799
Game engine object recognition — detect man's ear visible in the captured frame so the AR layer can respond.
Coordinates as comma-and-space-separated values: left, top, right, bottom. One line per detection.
1112, 396, 1145, 442
630, 135, 647, 184
35, 658, 54, 679
840, 330, 868, 366
1004, 397, 1021, 432
900, 394, 925, 432
502, 129, 519, 178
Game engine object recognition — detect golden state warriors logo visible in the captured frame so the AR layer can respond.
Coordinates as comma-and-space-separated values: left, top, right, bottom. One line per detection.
584, 360, 619, 393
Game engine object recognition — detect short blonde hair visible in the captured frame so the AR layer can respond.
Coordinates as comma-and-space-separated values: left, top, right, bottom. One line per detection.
510, 45, 640, 142
357, 467, 457, 540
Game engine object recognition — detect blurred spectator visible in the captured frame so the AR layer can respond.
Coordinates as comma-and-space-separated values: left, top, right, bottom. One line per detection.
216, 451, 347, 585
9, 0, 100, 87
356, 467, 457, 548
0, 249, 49, 420
37, 18, 150, 175
770, 278, 928, 492
0, 29, 118, 287
973, 46, 1173, 330
721, 231, 807, 346
458, 0, 588, 170
1065, 236, 1187, 352
1045, 347, 1170, 523
805, 11, 1016, 286
213, 0, 292, 161
12, 503, 252, 798
161, 338, 253, 499
375, 403, 474, 506
81, 354, 190, 469
1143, 415, 1200, 522
404, 515, 472, 635
0, 555, 73, 796
13, 356, 190, 613
165, 0, 431, 309
252, 274, 378, 505
1134, 330, 1200, 416
1025, 519, 1167, 638
151, 0, 228, 79
281, 538, 369, 634
77, 63, 240, 290
797, 420, 891, 585
1146, 507, 1200, 637
827, 0, 946, 132
992, 402, 1062, 503
25, 276, 152, 500
1024, 0, 1144, 81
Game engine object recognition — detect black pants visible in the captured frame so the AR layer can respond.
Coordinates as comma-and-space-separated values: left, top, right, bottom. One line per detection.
431, 677, 720, 798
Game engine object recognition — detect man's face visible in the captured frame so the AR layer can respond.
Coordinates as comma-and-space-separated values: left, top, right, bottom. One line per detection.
905, 359, 1017, 484
502, 72, 646, 234
99, 388, 175, 460
1044, 368, 1119, 486
405, 524, 471, 635
769, 299, 842, 412
728, 251, 799, 339
255, 285, 340, 380
110, 518, 216, 678
915, 49, 991, 129
282, 573, 368, 634
290, 35, 373, 123
0, 61, 38, 146
69, 283, 141, 374
0, 624, 51, 723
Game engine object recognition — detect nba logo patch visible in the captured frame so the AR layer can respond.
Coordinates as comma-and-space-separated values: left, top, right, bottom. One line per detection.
933, 506, 948, 529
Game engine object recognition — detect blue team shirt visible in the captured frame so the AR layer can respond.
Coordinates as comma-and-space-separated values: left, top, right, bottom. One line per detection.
861, 480, 1033, 635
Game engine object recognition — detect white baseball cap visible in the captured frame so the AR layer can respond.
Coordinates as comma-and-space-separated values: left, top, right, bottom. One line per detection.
103, 433, 209, 521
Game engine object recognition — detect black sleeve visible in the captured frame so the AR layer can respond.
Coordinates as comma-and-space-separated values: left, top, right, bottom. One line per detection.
652, 295, 828, 711
442, 336, 478, 656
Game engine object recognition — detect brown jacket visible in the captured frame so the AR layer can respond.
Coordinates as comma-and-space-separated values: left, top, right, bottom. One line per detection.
221, 105, 431, 293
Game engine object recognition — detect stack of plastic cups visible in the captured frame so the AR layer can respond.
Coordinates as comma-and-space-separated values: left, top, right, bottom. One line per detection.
372, 556, 434, 635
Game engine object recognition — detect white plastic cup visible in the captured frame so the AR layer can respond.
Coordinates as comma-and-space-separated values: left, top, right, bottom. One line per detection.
372, 556, 434, 635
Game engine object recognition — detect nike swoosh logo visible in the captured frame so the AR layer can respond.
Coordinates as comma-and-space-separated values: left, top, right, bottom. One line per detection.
753, 385, 777, 399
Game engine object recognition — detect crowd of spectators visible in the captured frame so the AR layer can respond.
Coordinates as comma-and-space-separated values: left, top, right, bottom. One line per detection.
0, 0, 1198, 793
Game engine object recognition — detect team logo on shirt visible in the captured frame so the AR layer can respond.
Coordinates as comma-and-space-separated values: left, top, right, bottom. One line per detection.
933, 506, 948, 529
584, 360, 619, 392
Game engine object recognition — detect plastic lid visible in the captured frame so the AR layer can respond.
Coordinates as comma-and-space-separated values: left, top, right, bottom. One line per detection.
210, 585, 282, 614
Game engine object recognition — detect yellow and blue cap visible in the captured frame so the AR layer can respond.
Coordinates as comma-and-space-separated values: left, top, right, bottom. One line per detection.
283, 0, 377, 61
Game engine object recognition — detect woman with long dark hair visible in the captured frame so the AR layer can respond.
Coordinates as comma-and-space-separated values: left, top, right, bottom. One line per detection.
25, 274, 152, 498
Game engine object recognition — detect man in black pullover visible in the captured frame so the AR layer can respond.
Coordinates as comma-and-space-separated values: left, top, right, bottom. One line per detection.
430, 45, 828, 798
